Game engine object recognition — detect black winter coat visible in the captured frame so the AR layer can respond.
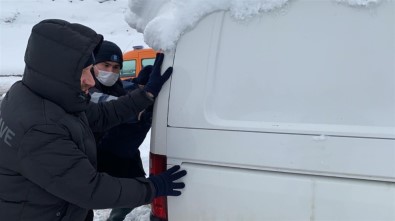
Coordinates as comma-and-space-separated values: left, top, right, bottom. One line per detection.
90, 78, 152, 178
0, 19, 155, 221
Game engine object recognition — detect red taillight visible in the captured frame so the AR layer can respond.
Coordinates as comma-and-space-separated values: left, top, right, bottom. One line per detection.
150, 152, 168, 220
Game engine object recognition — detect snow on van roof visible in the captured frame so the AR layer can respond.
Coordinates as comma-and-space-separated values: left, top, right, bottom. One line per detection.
125, 0, 382, 51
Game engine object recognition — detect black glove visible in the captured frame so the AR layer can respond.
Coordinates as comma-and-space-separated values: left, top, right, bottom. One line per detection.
132, 65, 153, 85
148, 165, 187, 197
144, 53, 173, 97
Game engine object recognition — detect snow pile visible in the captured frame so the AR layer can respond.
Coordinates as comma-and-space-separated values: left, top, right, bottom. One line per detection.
125, 0, 383, 51
125, 0, 289, 51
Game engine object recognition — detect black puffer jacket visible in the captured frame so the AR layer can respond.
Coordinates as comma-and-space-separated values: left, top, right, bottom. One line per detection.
0, 19, 155, 221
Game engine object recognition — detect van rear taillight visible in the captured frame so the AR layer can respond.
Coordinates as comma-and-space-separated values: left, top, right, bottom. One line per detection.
150, 152, 168, 220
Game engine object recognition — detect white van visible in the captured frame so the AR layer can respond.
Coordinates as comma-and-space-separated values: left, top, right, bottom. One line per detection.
149, 1, 395, 220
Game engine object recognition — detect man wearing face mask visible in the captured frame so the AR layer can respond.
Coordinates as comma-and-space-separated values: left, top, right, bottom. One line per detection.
90, 40, 125, 98
89, 40, 155, 221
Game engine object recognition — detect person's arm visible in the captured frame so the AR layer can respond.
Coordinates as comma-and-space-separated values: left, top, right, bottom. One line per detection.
122, 80, 140, 92
90, 91, 119, 103
86, 88, 153, 132
18, 124, 155, 209
89, 88, 139, 123
86, 52, 170, 132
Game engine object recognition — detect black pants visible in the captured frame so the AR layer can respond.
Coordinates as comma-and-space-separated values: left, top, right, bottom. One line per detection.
107, 208, 134, 221
97, 149, 145, 178
85, 210, 94, 221
97, 149, 146, 221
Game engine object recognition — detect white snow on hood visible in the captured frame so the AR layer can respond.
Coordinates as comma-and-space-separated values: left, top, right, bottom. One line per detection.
125, 0, 382, 51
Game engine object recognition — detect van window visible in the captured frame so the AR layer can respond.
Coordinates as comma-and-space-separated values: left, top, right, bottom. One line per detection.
121, 59, 136, 78
142, 58, 155, 68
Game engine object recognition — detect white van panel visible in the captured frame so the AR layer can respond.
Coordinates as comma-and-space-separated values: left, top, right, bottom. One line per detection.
168, 1, 395, 139
167, 163, 395, 221
166, 128, 395, 182
158, 1, 395, 220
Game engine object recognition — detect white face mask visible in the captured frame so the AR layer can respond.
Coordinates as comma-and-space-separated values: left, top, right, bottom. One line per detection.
96, 70, 119, 86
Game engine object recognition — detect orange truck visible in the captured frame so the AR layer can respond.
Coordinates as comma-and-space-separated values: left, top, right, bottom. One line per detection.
121, 46, 156, 80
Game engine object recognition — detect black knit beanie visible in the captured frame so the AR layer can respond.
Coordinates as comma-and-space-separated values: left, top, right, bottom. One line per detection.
94, 40, 123, 68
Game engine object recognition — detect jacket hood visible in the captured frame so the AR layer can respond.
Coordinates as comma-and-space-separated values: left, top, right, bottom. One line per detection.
22, 19, 103, 113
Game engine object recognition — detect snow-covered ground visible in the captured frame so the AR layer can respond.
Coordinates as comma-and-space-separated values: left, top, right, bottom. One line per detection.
0, 76, 21, 95
0, 0, 147, 76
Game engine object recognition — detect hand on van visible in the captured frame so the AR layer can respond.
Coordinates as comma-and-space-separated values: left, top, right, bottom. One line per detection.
132, 65, 153, 85
144, 53, 173, 98
148, 165, 187, 197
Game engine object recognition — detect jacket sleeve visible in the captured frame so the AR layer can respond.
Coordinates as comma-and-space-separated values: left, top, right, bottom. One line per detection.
90, 91, 118, 103
86, 88, 153, 132
89, 90, 139, 124
18, 124, 156, 209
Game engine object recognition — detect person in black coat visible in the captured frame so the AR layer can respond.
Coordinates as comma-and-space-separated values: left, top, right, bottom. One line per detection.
88, 40, 154, 221
0, 19, 186, 221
